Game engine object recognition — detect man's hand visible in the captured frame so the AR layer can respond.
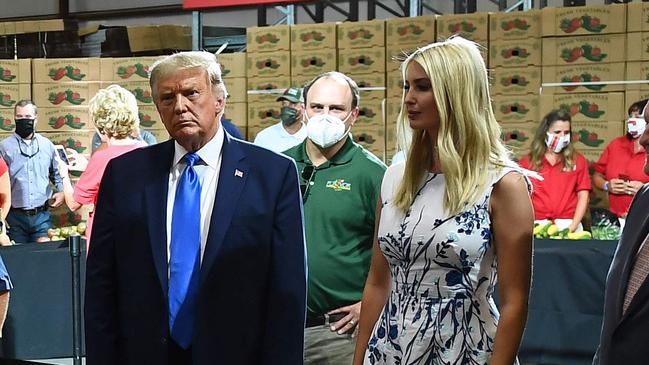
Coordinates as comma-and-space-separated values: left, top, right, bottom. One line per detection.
608, 178, 627, 195
50, 192, 64, 208
626, 180, 644, 196
328, 301, 361, 336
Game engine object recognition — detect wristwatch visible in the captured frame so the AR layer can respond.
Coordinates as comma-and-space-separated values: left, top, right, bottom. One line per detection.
603, 181, 609, 192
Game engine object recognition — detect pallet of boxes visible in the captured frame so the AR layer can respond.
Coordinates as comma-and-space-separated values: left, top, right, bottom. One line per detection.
337, 19, 387, 161
489, 9, 543, 160
218, 53, 247, 139
384, 15, 437, 163
540, 4, 627, 211
31, 58, 99, 230
246, 25, 291, 142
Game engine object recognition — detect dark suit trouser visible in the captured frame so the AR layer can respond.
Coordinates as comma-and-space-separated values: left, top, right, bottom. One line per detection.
168, 339, 192, 365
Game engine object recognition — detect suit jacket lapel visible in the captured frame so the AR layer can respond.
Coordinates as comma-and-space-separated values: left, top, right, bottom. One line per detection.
200, 134, 247, 286
144, 140, 174, 293
616, 187, 649, 322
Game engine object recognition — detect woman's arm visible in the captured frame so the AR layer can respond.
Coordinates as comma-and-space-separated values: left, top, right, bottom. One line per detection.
592, 171, 607, 191
490, 172, 534, 365
570, 190, 589, 232
352, 199, 391, 365
0, 172, 10, 220
55, 157, 83, 212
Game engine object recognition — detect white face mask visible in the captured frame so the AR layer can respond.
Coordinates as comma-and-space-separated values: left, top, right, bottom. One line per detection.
545, 132, 571, 153
627, 117, 646, 138
306, 112, 352, 148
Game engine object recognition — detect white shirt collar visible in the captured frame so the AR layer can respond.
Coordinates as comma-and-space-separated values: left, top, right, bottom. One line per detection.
172, 122, 225, 169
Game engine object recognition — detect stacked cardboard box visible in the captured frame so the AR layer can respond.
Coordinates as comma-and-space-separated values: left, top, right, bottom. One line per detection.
246, 25, 291, 141
290, 23, 337, 88
0, 60, 31, 138
625, 2, 649, 109
489, 10, 542, 159
99, 56, 169, 143
436, 12, 489, 61
540, 4, 627, 172
384, 16, 437, 160
337, 20, 386, 160
218, 53, 248, 139
31, 58, 103, 156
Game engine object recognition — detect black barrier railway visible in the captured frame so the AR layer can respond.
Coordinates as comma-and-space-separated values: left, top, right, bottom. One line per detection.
0, 238, 618, 364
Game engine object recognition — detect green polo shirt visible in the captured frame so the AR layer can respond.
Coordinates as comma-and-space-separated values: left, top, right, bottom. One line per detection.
284, 136, 386, 316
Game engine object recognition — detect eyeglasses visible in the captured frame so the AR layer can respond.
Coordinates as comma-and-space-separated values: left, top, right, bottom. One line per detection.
17, 136, 39, 158
300, 165, 316, 203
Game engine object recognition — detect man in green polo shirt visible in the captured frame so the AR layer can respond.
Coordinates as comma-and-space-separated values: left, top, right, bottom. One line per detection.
283, 71, 386, 363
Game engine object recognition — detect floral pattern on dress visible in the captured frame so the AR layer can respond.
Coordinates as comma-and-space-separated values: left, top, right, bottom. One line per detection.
364, 167, 519, 365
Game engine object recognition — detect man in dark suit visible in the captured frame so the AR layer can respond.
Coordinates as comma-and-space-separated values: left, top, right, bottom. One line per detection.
593, 104, 649, 365
84, 51, 307, 365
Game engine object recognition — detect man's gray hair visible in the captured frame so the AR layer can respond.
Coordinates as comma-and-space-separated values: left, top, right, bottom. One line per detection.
149, 51, 228, 100
14, 99, 37, 115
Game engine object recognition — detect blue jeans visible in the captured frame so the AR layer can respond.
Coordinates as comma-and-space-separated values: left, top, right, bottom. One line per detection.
7, 210, 52, 244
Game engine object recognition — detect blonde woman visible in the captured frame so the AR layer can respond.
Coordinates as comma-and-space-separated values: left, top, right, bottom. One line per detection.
352, 37, 533, 365
57, 85, 146, 248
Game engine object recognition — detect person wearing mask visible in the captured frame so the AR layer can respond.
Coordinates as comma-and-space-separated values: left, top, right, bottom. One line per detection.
56, 85, 147, 248
519, 110, 591, 232
283, 72, 386, 363
0, 100, 64, 243
352, 36, 533, 365
592, 99, 649, 223
254, 87, 307, 152
592, 103, 649, 365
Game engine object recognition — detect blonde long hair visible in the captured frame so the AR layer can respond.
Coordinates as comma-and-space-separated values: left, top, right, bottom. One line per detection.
394, 36, 513, 216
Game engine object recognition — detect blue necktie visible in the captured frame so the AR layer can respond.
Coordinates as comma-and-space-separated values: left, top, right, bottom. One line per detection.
169, 152, 202, 349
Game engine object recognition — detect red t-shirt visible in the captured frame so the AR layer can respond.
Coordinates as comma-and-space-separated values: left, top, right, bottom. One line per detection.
519, 153, 592, 220
592, 136, 649, 217
0, 158, 7, 206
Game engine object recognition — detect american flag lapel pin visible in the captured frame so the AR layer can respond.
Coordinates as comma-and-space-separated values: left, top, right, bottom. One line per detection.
234, 169, 244, 178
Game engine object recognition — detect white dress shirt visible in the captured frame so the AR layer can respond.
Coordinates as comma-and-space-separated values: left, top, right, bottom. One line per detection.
253, 122, 307, 153
166, 126, 224, 265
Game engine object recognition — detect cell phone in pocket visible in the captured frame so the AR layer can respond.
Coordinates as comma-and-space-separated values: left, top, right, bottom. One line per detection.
54, 145, 69, 165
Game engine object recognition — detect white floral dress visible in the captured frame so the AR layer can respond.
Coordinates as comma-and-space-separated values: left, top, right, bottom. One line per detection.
364, 163, 521, 365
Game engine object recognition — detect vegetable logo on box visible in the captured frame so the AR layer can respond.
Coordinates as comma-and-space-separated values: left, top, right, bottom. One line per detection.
500, 75, 529, 87
448, 21, 477, 34
359, 107, 376, 118
117, 63, 150, 79
348, 55, 375, 66
138, 112, 158, 128
347, 29, 374, 40
560, 73, 603, 91
575, 129, 605, 147
131, 88, 153, 103
353, 132, 376, 144
561, 45, 606, 63
0, 67, 16, 82
300, 57, 326, 69
256, 59, 281, 70
258, 109, 280, 120
54, 137, 87, 154
49, 90, 85, 105
502, 130, 529, 143
48, 114, 86, 129
560, 16, 606, 34
559, 100, 604, 118
500, 102, 529, 116
397, 24, 424, 36
501, 19, 530, 31
0, 118, 13, 132
300, 31, 325, 42
0, 92, 15, 107
49, 66, 85, 81
256, 33, 279, 44
501, 47, 530, 59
